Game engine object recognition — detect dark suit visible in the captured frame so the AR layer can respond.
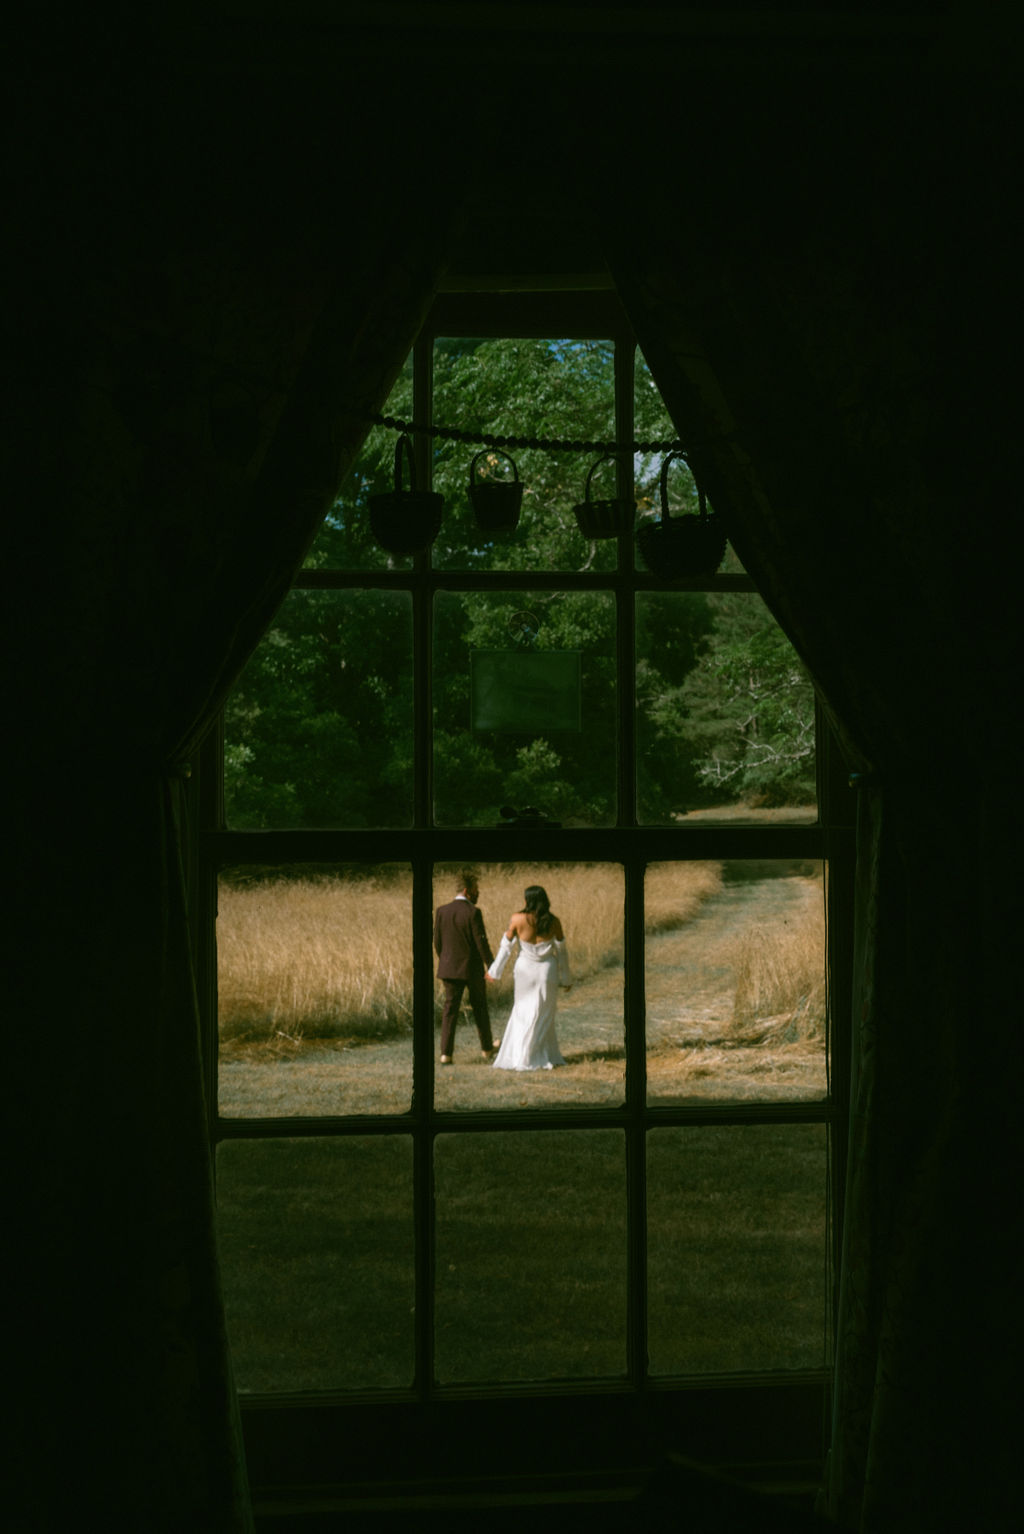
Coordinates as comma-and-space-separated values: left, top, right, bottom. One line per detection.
434, 895, 495, 1057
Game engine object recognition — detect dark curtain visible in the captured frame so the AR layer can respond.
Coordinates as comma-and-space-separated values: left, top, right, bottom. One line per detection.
9, 41, 467, 1530
605, 78, 1017, 1533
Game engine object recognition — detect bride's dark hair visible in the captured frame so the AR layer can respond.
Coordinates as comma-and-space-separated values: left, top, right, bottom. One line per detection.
521, 885, 553, 936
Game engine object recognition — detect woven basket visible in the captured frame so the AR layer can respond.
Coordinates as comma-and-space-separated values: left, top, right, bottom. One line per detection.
573, 454, 635, 539
369, 434, 443, 554
636, 451, 726, 577
469, 448, 523, 532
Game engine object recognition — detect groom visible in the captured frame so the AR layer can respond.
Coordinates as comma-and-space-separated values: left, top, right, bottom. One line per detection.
434, 867, 498, 1064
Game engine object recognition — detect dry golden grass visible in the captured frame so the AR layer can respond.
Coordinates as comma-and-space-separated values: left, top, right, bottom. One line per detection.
679, 803, 818, 824
440, 863, 626, 980
217, 872, 413, 1044
218, 862, 723, 1046
645, 860, 723, 931
727, 874, 826, 1044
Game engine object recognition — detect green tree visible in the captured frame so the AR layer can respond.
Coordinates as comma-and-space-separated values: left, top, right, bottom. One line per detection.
635, 592, 716, 819
433, 588, 617, 826
226, 337, 815, 828
225, 588, 414, 827
679, 593, 817, 807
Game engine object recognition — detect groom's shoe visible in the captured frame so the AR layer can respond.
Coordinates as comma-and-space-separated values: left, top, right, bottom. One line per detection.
482, 1040, 500, 1057
440, 1055, 453, 1065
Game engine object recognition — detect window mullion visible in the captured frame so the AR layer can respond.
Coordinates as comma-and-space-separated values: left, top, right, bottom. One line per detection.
413, 335, 434, 829
413, 333, 436, 1397
624, 859, 648, 1386
617, 336, 647, 1386
615, 336, 637, 829
412, 864, 436, 1392
198, 720, 224, 1150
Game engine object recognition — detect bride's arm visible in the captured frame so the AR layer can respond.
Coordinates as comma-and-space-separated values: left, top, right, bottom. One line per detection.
547, 916, 571, 986
488, 930, 518, 979
555, 937, 572, 988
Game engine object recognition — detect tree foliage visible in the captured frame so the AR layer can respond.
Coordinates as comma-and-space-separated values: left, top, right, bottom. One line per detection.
225, 338, 816, 827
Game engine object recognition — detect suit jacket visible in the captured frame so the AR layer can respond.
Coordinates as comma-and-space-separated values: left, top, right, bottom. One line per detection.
434, 896, 494, 981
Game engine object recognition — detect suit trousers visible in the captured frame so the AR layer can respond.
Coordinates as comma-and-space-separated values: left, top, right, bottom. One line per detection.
440, 973, 494, 1056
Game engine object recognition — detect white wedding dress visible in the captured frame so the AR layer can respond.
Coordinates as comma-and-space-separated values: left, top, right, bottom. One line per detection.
487, 933, 571, 1071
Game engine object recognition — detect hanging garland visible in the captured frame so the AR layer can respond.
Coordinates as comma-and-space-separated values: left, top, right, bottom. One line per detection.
365, 410, 686, 457
364, 412, 727, 577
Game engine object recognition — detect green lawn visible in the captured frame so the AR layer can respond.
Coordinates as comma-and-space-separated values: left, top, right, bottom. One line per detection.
216, 1125, 828, 1394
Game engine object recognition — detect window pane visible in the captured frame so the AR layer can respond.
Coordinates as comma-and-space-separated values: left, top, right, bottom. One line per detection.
633, 350, 746, 574
647, 1125, 829, 1375
303, 360, 416, 570
218, 865, 413, 1117
434, 1130, 626, 1382
430, 336, 619, 573
433, 589, 616, 827
646, 860, 827, 1106
636, 591, 817, 824
225, 588, 414, 829
217, 1136, 414, 1392
432, 862, 624, 1109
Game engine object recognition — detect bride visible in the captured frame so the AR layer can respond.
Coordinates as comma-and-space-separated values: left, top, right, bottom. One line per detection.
487, 885, 571, 1071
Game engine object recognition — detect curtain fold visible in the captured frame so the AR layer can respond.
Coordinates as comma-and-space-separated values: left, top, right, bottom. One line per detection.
11, 72, 468, 1525
603, 85, 1016, 1529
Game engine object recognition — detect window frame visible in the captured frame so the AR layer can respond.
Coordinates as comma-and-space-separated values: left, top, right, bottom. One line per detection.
196, 287, 854, 1495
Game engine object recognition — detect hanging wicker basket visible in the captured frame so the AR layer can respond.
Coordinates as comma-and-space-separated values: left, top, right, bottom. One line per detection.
369, 433, 443, 554
468, 448, 523, 532
573, 454, 635, 539
636, 451, 726, 577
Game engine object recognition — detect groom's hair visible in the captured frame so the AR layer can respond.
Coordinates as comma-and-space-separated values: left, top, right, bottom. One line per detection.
455, 866, 480, 892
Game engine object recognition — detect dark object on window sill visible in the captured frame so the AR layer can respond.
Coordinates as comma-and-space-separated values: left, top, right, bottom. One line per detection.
369, 432, 443, 554
636, 451, 726, 578
498, 804, 562, 828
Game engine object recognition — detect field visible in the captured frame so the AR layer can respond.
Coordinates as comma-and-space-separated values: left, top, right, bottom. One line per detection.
216, 861, 726, 1046
216, 860, 827, 1113
214, 859, 830, 1392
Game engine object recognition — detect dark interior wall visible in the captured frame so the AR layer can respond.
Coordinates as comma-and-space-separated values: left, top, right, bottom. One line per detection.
7, 7, 1020, 1530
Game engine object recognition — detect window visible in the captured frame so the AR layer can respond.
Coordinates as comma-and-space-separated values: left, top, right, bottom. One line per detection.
200, 288, 851, 1490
